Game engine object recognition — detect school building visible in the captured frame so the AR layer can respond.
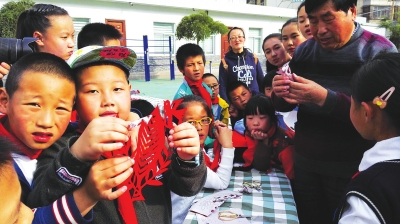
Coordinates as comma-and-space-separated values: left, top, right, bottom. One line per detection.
0, 0, 387, 78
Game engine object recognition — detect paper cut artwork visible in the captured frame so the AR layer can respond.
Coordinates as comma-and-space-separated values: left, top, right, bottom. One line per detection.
102, 98, 185, 224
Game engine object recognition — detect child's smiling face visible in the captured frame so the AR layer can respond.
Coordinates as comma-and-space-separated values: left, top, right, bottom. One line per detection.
179, 55, 205, 82
182, 102, 210, 145
2, 72, 75, 151
75, 64, 131, 129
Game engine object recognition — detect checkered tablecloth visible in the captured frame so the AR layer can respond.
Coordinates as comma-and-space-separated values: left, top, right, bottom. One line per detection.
183, 168, 299, 224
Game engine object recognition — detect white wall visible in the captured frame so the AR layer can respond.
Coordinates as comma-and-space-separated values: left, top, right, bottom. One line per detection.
0, 0, 295, 56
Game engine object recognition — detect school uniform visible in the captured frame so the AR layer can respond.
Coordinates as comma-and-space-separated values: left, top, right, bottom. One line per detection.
334, 137, 400, 224
0, 115, 92, 224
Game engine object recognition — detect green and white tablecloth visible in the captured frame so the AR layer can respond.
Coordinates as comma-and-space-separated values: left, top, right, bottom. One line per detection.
184, 168, 299, 224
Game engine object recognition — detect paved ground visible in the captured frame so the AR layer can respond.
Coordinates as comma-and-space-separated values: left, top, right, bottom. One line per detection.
129, 68, 219, 100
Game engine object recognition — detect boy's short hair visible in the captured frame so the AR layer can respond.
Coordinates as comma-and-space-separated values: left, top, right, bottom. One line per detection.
77, 23, 122, 49
6, 52, 74, 99
226, 81, 250, 102
130, 99, 155, 118
261, 69, 277, 90
176, 43, 205, 70
68, 46, 137, 79
202, 73, 219, 82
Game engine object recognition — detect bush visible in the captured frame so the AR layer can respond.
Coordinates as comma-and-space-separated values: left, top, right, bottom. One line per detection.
0, 0, 35, 38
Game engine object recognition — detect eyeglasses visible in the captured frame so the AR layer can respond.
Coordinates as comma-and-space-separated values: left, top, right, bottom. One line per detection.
229, 36, 244, 41
186, 117, 212, 126
207, 84, 220, 90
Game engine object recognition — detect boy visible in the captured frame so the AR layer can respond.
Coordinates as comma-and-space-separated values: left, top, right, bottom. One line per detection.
77, 22, 122, 49
28, 46, 207, 224
173, 43, 212, 108
0, 136, 33, 224
202, 73, 229, 126
0, 52, 101, 223
226, 80, 257, 130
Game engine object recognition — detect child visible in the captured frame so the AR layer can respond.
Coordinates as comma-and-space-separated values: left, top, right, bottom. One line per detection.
218, 27, 264, 102
0, 136, 34, 224
171, 95, 234, 224
226, 81, 256, 130
334, 53, 400, 223
202, 73, 229, 126
261, 72, 297, 131
281, 18, 307, 57
0, 52, 103, 223
173, 43, 212, 108
130, 99, 155, 118
297, 1, 312, 39
1, 4, 74, 81
232, 95, 295, 180
262, 33, 291, 73
77, 22, 122, 49
28, 46, 207, 224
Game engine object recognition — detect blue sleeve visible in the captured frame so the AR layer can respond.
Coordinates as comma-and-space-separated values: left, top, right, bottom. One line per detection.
256, 59, 265, 92
218, 62, 229, 102
233, 119, 245, 135
32, 192, 93, 224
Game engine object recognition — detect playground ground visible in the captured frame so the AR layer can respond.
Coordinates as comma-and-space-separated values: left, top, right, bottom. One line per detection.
129, 68, 219, 100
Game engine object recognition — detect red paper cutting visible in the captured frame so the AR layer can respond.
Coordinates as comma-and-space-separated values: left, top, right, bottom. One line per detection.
102, 98, 186, 224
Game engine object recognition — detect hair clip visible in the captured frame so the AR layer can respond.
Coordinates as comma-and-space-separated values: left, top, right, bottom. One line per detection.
373, 86, 395, 109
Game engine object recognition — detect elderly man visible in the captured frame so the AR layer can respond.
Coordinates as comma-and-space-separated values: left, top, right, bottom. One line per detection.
271, 0, 397, 223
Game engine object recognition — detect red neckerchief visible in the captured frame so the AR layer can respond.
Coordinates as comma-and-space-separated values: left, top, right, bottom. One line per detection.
77, 126, 136, 224
202, 140, 222, 172
238, 125, 277, 167
0, 115, 42, 159
184, 76, 212, 108
212, 96, 219, 105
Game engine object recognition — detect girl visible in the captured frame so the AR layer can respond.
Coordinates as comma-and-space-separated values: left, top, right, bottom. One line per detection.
297, 2, 312, 39
219, 27, 264, 101
232, 95, 294, 180
281, 18, 307, 57
0, 4, 75, 77
334, 53, 400, 223
170, 95, 234, 224
176, 95, 234, 189
262, 33, 291, 73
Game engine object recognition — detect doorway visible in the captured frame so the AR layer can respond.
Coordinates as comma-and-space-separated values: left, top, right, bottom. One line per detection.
105, 19, 126, 46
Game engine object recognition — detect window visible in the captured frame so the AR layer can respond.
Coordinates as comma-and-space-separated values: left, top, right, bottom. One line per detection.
371, 6, 391, 19
247, 28, 262, 54
153, 22, 174, 54
199, 35, 215, 54
72, 18, 90, 50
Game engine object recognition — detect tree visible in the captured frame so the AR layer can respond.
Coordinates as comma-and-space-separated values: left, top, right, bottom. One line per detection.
176, 10, 229, 44
379, 12, 400, 48
0, 0, 35, 38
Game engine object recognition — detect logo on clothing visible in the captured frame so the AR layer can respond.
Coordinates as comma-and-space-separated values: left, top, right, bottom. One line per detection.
56, 167, 82, 186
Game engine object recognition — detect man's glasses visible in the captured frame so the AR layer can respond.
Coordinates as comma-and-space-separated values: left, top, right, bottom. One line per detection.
186, 117, 212, 126
229, 36, 244, 41
207, 84, 220, 90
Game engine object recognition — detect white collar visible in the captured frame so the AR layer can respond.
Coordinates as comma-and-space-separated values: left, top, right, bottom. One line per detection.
359, 136, 400, 171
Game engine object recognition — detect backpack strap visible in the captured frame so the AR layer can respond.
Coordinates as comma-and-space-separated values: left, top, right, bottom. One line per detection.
221, 58, 228, 72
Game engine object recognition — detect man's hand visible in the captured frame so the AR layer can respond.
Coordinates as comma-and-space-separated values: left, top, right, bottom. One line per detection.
168, 122, 200, 161
71, 117, 130, 161
284, 74, 328, 106
272, 74, 291, 98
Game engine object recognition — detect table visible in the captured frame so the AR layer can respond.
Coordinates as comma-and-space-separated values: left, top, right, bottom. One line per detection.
183, 168, 299, 224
